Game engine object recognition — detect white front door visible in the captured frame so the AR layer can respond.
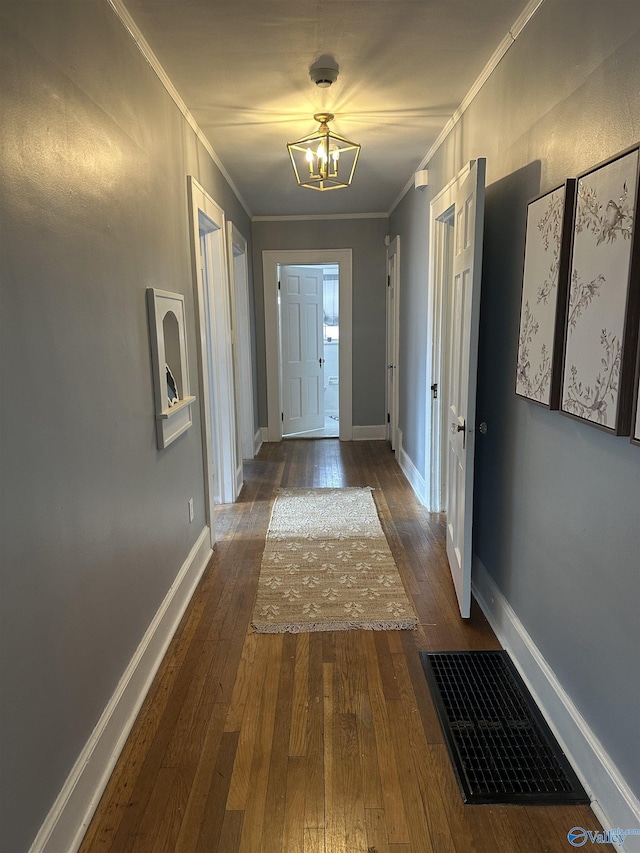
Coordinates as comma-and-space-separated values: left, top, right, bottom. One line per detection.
280, 265, 324, 436
445, 159, 486, 618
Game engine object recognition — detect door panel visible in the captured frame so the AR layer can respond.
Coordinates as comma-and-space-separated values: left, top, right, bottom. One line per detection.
286, 303, 302, 363
281, 266, 324, 435
445, 159, 486, 618
288, 377, 302, 419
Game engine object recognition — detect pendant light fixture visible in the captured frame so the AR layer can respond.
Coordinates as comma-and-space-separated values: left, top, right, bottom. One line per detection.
287, 112, 360, 191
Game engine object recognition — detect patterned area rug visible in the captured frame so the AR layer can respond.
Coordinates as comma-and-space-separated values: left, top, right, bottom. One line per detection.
251, 487, 417, 633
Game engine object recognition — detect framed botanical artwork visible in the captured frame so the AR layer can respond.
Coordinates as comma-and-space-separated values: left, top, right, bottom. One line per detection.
560, 144, 640, 434
516, 179, 576, 408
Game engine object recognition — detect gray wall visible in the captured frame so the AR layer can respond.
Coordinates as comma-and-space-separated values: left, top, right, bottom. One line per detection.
0, 3, 251, 850
251, 218, 389, 428
390, 0, 640, 799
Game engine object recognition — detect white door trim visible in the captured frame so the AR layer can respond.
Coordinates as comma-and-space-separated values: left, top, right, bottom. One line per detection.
188, 177, 238, 512
263, 249, 353, 442
386, 236, 400, 450
227, 221, 255, 462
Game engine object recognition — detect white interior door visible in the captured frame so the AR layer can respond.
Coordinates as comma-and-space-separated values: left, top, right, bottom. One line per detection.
445, 159, 486, 618
227, 285, 244, 497
386, 237, 400, 451
280, 265, 324, 436
228, 222, 255, 463
199, 229, 239, 504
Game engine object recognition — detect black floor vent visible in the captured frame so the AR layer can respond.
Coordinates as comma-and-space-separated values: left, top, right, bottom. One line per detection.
419, 650, 589, 805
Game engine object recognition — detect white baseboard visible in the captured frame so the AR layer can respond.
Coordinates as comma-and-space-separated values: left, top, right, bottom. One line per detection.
352, 424, 387, 440
473, 557, 640, 852
259, 426, 269, 445
29, 527, 213, 853
254, 427, 263, 456
397, 441, 428, 506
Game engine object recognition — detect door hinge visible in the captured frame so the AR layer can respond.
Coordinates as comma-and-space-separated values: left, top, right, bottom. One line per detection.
387, 413, 391, 424
387, 274, 391, 287
281, 412, 284, 422
431, 383, 438, 399
278, 280, 281, 290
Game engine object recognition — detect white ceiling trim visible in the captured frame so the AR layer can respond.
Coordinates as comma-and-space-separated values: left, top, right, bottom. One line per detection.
253, 213, 389, 222
106, 0, 253, 219
388, 0, 546, 214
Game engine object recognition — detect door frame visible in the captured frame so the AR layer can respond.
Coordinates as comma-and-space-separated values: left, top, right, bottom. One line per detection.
188, 176, 238, 515
227, 221, 256, 462
263, 249, 353, 442
386, 236, 400, 451
425, 162, 473, 512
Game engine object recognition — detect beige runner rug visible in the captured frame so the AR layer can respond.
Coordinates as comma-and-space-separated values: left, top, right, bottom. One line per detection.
251, 487, 417, 633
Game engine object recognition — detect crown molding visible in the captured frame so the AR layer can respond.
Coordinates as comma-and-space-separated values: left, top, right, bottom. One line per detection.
106, 0, 253, 219
252, 212, 389, 222
388, 0, 546, 214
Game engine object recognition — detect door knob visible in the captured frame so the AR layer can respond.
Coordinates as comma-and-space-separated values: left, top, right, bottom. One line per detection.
451, 422, 465, 434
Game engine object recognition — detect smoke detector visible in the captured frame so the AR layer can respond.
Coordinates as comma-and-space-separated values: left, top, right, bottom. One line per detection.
309, 63, 339, 88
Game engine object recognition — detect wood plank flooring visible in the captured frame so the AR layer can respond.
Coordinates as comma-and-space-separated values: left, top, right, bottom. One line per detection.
79, 440, 606, 853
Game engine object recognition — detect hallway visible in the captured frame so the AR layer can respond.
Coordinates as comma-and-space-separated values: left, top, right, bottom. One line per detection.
79, 440, 603, 853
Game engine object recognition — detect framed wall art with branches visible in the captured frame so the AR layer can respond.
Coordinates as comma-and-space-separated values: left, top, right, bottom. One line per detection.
516, 179, 576, 408
560, 145, 640, 434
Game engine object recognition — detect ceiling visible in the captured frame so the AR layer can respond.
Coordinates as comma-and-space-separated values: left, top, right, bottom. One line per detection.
120, 0, 534, 217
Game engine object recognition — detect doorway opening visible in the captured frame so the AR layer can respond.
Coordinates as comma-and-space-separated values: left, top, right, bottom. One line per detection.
429, 208, 455, 511
279, 263, 340, 438
262, 249, 353, 442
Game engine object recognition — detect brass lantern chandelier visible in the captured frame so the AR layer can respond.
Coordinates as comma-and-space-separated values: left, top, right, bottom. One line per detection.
287, 113, 360, 191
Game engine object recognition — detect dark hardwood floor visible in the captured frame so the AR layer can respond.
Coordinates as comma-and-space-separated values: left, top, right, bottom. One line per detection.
79, 440, 604, 852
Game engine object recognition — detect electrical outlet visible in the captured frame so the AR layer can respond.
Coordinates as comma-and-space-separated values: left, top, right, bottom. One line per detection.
188, 498, 194, 523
